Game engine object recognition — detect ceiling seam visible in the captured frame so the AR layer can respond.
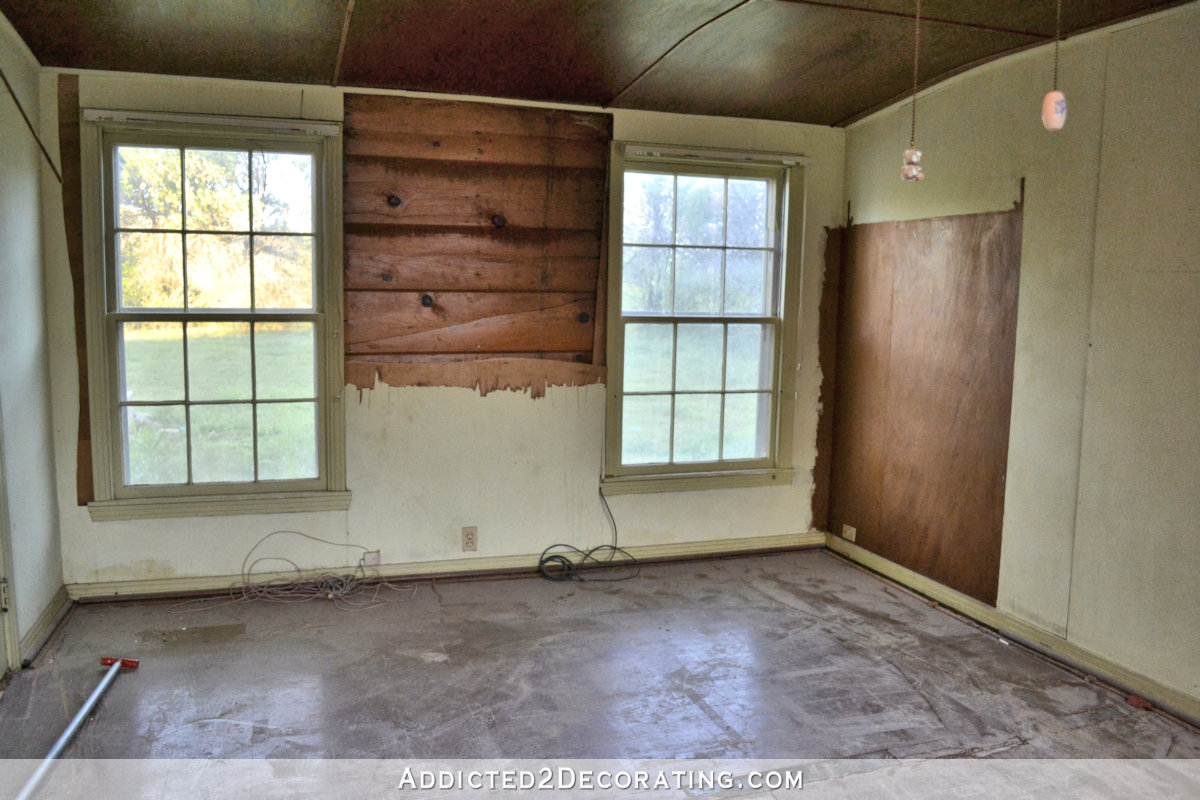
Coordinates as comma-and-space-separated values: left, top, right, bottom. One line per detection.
606, 0, 755, 109
776, 0, 1054, 38
333, 0, 357, 86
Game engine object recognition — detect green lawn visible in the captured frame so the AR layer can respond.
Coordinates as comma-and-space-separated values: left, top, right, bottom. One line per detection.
121, 326, 318, 485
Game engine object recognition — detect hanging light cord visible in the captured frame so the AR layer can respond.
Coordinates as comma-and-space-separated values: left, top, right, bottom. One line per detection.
910, 0, 922, 148
1052, 0, 1062, 91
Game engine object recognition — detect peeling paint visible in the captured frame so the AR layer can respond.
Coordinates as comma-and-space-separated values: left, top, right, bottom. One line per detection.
346, 358, 605, 399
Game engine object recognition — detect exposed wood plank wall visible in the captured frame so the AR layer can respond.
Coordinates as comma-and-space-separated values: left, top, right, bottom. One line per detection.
342, 95, 611, 396
811, 226, 843, 532
57, 74, 93, 504
826, 208, 1022, 605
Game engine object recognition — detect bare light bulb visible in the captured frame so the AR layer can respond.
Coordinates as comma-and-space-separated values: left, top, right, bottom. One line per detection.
902, 147, 925, 182
1042, 90, 1067, 131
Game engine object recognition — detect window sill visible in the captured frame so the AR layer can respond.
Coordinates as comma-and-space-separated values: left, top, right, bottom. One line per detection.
600, 468, 794, 496
88, 490, 352, 522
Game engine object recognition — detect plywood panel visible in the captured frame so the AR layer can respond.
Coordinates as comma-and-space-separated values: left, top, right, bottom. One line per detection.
343, 94, 611, 387
827, 208, 1021, 605
827, 221, 893, 546
811, 226, 843, 532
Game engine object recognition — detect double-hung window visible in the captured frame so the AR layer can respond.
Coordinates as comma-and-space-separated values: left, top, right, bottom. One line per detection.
603, 144, 802, 493
81, 113, 348, 519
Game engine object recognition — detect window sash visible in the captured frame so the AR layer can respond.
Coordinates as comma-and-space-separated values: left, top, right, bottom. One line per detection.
606, 151, 795, 482
82, 118, 345, 506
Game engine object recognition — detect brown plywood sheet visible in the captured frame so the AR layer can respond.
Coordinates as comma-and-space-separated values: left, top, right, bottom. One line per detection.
828, 208, 1022, 605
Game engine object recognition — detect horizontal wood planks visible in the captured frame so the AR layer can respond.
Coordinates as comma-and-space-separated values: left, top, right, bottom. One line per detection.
343, 94, 611, 391
827, 208, 1022, 605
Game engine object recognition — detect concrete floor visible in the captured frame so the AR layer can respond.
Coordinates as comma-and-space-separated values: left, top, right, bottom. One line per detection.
1, 550, 1197, 759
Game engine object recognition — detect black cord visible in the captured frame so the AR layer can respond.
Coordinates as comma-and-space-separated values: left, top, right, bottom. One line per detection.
537, 490, 640, 582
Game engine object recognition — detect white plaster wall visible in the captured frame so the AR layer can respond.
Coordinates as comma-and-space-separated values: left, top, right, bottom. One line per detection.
39, 73, 844, 585
0, 12, 63, 641
845, 3, 1200, 702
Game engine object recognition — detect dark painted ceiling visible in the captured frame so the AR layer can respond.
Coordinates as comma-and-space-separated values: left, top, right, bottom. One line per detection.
0, 0, 1187, 126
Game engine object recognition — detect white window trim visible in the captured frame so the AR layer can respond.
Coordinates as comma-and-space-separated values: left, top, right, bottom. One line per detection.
80, 113, 349, 520
601, 142, 805, 495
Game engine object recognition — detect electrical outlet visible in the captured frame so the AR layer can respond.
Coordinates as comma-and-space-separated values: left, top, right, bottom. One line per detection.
363, 550, 381, 567
462, 526, 478, 552
842, 524, 857, 543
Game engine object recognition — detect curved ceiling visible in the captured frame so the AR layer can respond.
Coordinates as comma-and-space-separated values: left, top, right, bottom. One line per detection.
0, 0, 1186, 125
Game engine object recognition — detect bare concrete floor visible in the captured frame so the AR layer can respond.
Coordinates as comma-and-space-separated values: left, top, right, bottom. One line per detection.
1, 550, 1197, 759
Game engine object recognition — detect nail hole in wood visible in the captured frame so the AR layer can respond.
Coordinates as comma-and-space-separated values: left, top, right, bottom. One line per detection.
421, 294, 434, 307
577, 312, 590, 324
491, 214, 506, 228
387, 195, 403, 207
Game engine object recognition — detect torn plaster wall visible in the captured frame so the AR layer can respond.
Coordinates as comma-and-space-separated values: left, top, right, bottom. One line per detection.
43, 71, 841, 589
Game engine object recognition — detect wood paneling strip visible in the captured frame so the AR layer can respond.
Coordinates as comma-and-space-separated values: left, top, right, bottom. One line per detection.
811, 226, 843, 532
827, 208, 1022, 605
58, 74, 92, 505
343, 94, 611, 392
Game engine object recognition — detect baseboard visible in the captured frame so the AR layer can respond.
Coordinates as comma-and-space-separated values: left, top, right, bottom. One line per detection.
65, 531, 824, 601
825, 533, 1200, 728
19, 585, 71, 662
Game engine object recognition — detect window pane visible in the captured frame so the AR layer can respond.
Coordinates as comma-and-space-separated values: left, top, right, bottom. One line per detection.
117, 232, 183, 309
622, 395, 671, 465
255, 323, 316, 399
254, 235, 314, 309
123, 405, 187, 485
673, 393, 721, 463
115, 146, 181, 230
624, 324, 673, 392
621, 246, 671, 315
187, 322, 252, 400
727, 179, 769, 247
675, 324, 723, 391
623, 172, 674, 245
258, 402, 318, 480
120, 322, 183, 402
252, 152, 313, 233
186, 234, 250, 309
725, 249, 773, 316
191, 404, 254, 483
675, 248, 721, 314
723, 393, 771, 460
185, 149, 249, 231
726, 324, 773, 390
675, 175, 724, 246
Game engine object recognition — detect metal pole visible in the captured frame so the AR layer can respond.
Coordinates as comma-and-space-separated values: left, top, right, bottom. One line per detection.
15, 657, 138, 800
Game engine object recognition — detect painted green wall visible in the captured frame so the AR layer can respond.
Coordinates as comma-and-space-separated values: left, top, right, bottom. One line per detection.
846, 3, 1200, 704
0, 13, 63, 648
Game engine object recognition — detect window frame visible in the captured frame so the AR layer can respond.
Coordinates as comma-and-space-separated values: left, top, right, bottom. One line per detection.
602, 143, 804, 495
80, 112, 349, 520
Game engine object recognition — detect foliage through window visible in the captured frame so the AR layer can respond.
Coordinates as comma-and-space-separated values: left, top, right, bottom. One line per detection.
83, 118, 344, 509
606, 151, 794, 487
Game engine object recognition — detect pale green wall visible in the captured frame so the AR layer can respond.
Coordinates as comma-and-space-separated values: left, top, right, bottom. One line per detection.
845, 3, 1200, 704
0, 13, 63, 645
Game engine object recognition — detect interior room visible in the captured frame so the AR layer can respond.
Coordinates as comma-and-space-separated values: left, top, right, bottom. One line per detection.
1, 0, 1197, 776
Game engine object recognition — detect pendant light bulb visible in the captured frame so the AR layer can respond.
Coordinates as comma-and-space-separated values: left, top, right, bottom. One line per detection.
1043, 0, 1067, 131
902, 0, 925, 181
1042, 90, 1067, 131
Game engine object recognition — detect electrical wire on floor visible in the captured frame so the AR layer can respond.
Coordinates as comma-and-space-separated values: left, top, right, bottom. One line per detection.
169, 530, 419, 614
537, 489, 640, 582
